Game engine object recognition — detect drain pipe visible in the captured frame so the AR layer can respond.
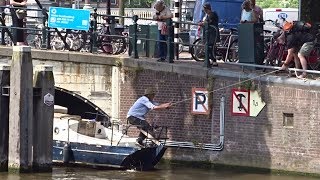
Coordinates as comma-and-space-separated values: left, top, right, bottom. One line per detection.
204, 96, 225, 151
162, 96, 225, 151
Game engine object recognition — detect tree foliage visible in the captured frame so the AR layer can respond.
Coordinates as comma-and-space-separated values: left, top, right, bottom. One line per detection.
124, 0, 170, 8
256, 0, 299, 8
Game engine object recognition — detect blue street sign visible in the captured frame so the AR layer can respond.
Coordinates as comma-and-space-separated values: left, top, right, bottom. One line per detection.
48, 7, 90, 31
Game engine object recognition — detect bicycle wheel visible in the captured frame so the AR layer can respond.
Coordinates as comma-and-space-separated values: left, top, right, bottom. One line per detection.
50, 34, 66, 50
100, 36, 115, 54
112, 37, 127, 55
69, 33, 85, 51
26, 33, 41, 49
226, 39, 238, 62
191, 38, 205, 61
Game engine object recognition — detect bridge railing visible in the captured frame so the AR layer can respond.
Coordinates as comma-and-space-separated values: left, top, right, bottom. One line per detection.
0, 5, 237, 68
0, 7, 319, 77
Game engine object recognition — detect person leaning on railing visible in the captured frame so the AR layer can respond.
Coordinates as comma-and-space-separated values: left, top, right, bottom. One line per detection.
280, 21, 316, 79
10, 0, 27, 45
152, 0, 173, 62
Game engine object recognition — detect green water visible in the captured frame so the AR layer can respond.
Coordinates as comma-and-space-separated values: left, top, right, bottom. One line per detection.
0, 164, 318, 180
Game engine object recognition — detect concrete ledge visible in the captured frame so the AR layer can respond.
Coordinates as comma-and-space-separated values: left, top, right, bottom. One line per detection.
1, 46, 320, 88
172, 63, 208, 78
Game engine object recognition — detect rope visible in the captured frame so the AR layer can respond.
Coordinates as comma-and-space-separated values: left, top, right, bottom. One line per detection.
170, 69, 280, 106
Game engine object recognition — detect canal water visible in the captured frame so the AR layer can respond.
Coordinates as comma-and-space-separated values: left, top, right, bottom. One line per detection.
0, 164, 318, 180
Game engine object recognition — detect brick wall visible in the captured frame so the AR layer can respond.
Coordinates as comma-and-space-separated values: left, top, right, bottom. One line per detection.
120, 68, 320, 174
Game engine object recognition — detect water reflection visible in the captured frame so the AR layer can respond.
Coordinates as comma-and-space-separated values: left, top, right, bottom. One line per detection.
0, 165, 318, 180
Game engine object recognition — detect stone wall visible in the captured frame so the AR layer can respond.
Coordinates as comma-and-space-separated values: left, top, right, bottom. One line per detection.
120, 67, 320, 174
0, 47, 320, 174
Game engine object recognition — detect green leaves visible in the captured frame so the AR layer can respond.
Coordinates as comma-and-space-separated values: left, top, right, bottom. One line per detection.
256, 0, 298, 8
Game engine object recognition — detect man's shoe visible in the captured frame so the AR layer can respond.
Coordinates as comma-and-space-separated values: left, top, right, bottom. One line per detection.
157, 58, 165, 62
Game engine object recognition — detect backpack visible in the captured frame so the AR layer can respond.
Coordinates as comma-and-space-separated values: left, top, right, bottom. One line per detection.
292, 21, 312, 32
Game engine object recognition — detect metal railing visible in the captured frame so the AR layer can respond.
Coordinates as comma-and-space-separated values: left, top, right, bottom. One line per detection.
0, 4, 319, 77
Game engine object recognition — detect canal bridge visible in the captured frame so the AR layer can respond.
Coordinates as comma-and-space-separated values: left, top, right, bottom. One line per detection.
1, 46, 320, 175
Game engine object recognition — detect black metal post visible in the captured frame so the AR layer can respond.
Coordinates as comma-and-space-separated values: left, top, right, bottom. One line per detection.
1, 11, 5, 45
131, 15, 139, 59
41, 8, 48, 49
106, 0, 111, 24
166, 18, 174, 63
204, 22, 210, 68
91, 8, 98, 53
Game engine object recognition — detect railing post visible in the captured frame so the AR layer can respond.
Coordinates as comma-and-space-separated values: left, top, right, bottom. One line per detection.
91, 8, 98, 53
204, 22, 210, 68
131, 15, 139, 59
41, 8, 48, 49
1, 11, 5, 45
167, 18, 174, 63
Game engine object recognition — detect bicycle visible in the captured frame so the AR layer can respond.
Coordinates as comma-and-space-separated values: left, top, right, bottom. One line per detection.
190, 27, 238, 62
263, 19, 287, 72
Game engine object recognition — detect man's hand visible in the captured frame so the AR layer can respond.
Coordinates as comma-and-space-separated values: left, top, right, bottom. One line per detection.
164, 102, 172, 109
20, 1, 27, 6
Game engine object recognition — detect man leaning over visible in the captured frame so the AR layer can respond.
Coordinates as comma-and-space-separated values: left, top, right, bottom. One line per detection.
127, 87, 171, 147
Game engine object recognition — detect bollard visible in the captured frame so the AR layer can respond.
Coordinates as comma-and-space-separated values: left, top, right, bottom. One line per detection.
166, 18, 174, 63
0, 65, 10, 171
41, 8, 48, 49
33, 65, 54, 172
8, 46, 33, 173
131, 15, 139, 59
91, 8, 98, 53
204, 22, 210, 68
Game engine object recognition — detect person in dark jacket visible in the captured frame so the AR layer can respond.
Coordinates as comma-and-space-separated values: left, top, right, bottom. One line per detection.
280, 21, 315, 78
10, 0, 27, 45
198, 3, 220, 67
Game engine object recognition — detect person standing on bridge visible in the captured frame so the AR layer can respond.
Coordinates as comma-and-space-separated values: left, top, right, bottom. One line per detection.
250, 0, 263, 23
10, 0, 27, 45
153, 0, 173, 62
127, 87, 171, 147
198, 3, 219, 67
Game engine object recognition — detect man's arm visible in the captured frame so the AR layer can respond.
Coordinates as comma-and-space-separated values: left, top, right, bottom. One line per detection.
10, 0, 26, 6
153, 102, 171, 110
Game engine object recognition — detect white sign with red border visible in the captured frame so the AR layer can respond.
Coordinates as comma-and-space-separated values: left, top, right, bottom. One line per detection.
231, 89, 250, 116
191, 88, 209, 115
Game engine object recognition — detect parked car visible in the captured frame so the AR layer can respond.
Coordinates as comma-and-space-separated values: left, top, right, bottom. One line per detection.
263, 8, 299, 32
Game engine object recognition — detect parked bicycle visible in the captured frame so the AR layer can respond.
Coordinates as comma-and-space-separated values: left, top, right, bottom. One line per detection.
263, 20, 287, 71
190, 27, 238, 62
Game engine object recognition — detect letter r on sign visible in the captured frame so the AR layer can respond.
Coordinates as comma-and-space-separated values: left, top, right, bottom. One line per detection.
195, 92, 206, 110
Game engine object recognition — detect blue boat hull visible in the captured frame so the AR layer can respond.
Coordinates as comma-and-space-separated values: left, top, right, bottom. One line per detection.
53, 140, 166, 170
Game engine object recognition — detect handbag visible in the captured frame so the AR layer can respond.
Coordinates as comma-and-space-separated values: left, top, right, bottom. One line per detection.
15, 8, 27, 19
160, 24, 168, 35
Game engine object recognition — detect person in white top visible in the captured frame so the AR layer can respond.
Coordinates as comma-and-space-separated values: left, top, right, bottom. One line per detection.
153, 0, 173, 62
240, 0, 257, 23
127, 87, 171, 147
